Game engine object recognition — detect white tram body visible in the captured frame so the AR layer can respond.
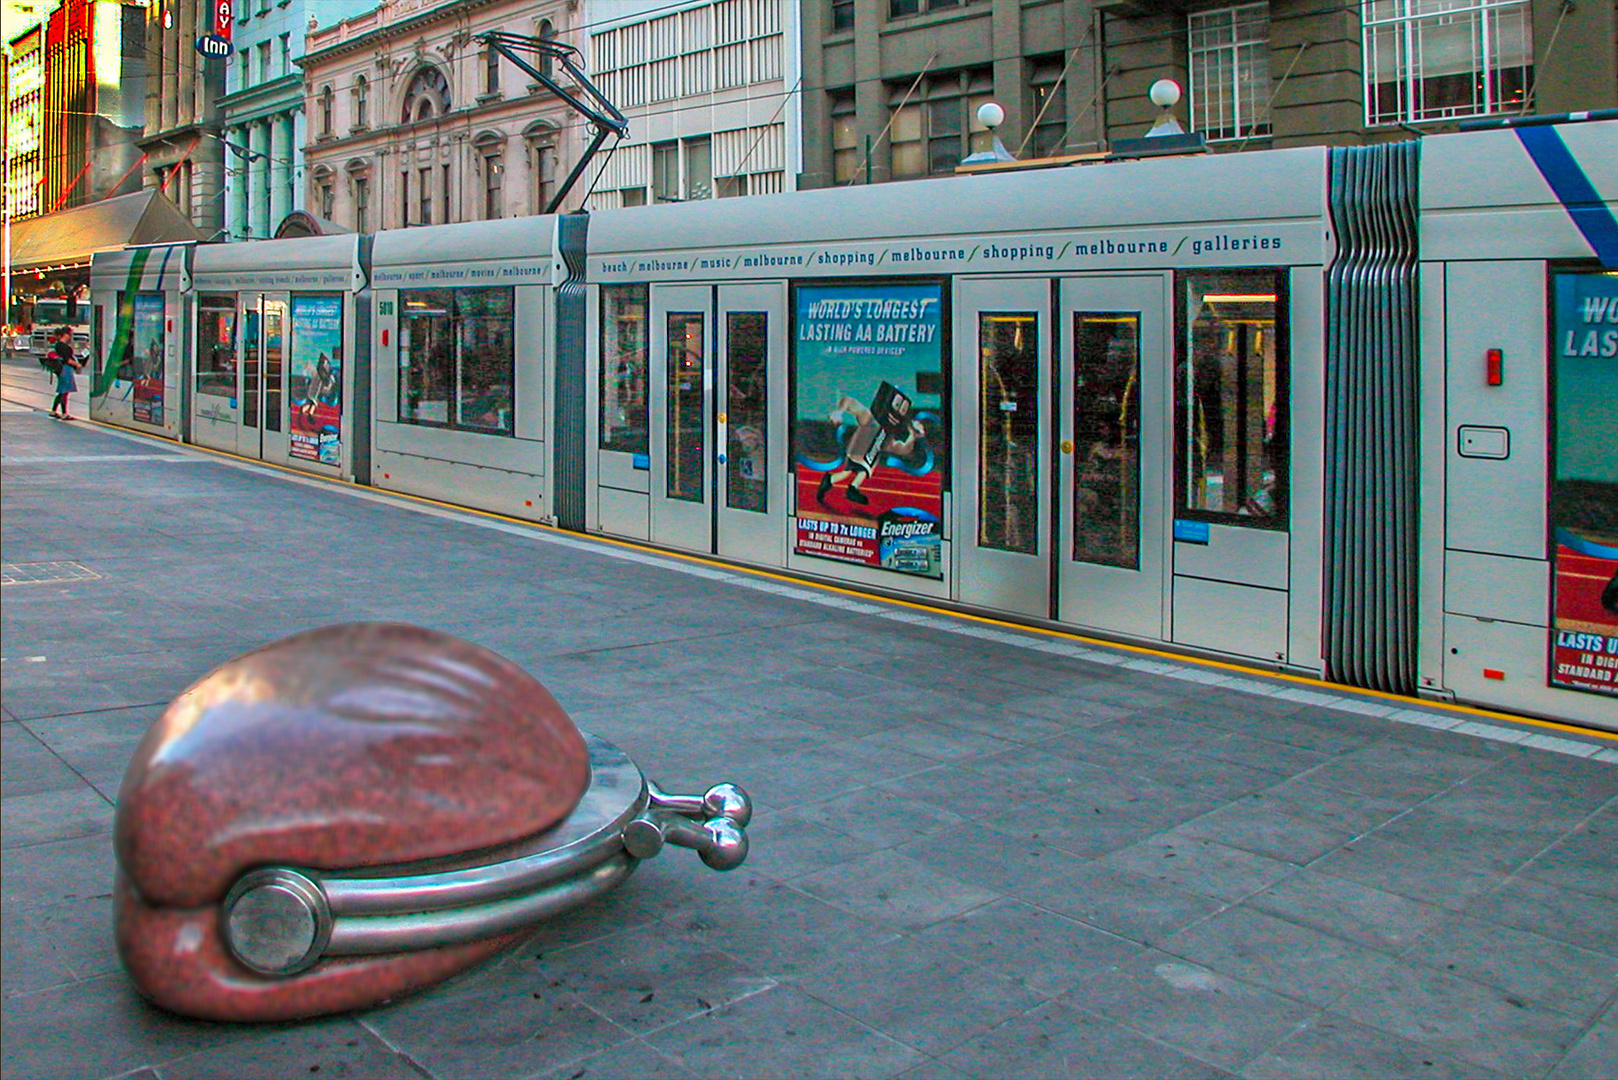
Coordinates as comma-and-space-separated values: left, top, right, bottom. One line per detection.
584, 145, 1333, 671
184, 236, 368, 480
80, 117, 1618, 730
1418, 121, 1618, 728
368, 216, 557, 520
88, 243, 193, 441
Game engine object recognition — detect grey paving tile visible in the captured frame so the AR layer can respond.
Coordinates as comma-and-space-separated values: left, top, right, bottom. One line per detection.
1239, 714, 1385, 755
0, 831, 117, 912
0, 974, 246, 1080
1058, 951, 1318, 1071
1547, 1019, 1617, 1080
1240, 1014, 1511, 1080
1462, 875, 1618, 957
1, 720, 82, 797
361, 976, 631, 1080
911, 897, 1147, 997
1402, 914, 1618, 1022
739, 810, 879, 883
1099, 834, 1301, 902
1309, 834, 1511, 909
936, 999, 1234, 1080
529, 1037, 699, 1080
891, 818, 1094, 895
1239, 777, 1419, 835
502, 919, 777, 1038
1328, 960, 1588, 1077
1024, 861, 1228, 946
1244, 870, 1448, 952
792, 849, 1000, 932
1295, 757, 1462, 803
1171, 803, 1356, 866
1190, 731, 1337, 778
1159, 906, 1399, 1006
1519, 820, 1618, 900
1, 784, 113, 849
667, 879, 904, 978
1367, 806, 1570, 871
790, 934, 1048, 1055
155, 1019, 423, 1080
643, 983, 924, 1080
21, 707, 159, 799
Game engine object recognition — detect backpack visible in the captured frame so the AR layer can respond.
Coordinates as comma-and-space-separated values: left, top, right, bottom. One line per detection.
41, 351, 63, 376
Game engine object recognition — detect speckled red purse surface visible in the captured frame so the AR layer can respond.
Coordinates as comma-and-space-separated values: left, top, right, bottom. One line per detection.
114, 623, 591, 1021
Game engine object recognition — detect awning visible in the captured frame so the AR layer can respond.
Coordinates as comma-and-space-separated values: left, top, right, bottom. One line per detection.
5, 191, 205, 275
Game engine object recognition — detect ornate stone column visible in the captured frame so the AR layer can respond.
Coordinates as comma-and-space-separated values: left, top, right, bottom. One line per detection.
269, 113, 293, 228
246, 120, 268, 239
228, 127, 250, 240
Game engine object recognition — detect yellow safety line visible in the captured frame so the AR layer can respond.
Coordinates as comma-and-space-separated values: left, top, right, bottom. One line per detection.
35, 402, 1618, 746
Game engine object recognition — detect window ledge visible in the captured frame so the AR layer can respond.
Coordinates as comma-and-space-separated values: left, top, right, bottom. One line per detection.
476, 92, 504, 105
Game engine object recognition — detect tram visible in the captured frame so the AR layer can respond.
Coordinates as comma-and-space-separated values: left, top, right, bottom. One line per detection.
83, 116, 1618, 730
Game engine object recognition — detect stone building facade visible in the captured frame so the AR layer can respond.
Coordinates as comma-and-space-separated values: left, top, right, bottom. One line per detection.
298, 0, 577, 233
581, 0, 802, 209
138, 0, 226, 237
798, 0, 1618, 190
219, 0, 372, 239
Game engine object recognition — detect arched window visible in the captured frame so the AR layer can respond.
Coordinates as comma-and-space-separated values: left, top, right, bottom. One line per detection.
401, 66, 450, 125
524, 119, 558, 213
311, 164, 335, 218
484, 45, 500, 96
320, 85, 334, 135
345, 159, 371, 232
537, 19, 555, 81
352, 75, 369, 129
473, 131, 506, 220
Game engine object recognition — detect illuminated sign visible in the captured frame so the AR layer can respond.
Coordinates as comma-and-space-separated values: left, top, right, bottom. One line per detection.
195, 35, 233, 58
213, 0, 232, 41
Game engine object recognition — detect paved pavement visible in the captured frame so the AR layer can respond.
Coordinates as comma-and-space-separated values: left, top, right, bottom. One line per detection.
2, 393, 1616, 1080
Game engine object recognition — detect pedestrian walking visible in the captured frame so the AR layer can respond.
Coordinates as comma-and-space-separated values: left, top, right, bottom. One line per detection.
49, 328, 83, 419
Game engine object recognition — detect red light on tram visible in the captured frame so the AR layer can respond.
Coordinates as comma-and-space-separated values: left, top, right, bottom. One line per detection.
1486, 349, 1503, 386
382, 329, 389, 347
1483, 668, 1505, 680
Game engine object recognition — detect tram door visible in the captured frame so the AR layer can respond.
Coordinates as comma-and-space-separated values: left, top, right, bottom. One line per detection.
237, 293, 289, 461
716, 283, 788, 565
955, 278, 1053, 617
648, 283, 788, 560
1055, 276, 1169, 639
649, 285, 713, 552
955, 275, 1169, 636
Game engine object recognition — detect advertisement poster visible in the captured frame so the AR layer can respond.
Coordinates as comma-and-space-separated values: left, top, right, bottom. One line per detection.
129, 293, 165, 426
288, 295, 344, 465
793, 283, 946, 578
1549, 271, 1618, 697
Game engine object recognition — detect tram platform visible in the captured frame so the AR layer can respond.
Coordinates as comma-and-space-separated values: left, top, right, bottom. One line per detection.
2, 394, 1615, 1080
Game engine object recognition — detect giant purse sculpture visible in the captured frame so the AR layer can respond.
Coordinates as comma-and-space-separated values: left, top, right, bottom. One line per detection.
114, 623, 750, 1022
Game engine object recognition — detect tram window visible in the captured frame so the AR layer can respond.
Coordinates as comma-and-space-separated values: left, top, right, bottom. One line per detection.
197, 294, 238, 400
726, 312, 768, 513
1073, 312, 1141, 569
264, 301, 285, 432
667, 312, 705, 502
398, 287, 515, 435
978, 312, 1039, 554
242, 305, 261, 428
600, 285, 649, 454
1177, 270, 1287, 528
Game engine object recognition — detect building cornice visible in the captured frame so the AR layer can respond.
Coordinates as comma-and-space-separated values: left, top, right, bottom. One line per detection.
298, 0, 522, 69
219, 74, 304, 123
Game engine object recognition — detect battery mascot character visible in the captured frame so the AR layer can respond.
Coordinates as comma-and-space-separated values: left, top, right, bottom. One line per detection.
817, 381, 924, 508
